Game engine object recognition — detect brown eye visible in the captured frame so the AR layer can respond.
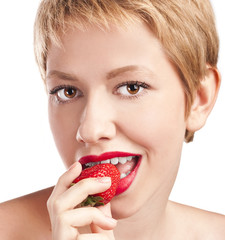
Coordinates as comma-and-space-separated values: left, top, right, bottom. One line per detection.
127, 84, 140, 94
114, 81, 149, 98
56, 87, 80, 102
64, 87, 76, 98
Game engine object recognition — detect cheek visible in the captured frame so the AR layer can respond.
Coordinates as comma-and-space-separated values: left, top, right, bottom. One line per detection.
48, 102, 79, 167
117, 93, 186, 157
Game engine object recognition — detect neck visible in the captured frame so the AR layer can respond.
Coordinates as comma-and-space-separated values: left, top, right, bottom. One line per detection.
114, 197, 170, 240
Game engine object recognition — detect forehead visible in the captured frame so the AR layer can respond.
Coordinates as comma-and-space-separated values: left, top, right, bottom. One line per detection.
46, 21, 185, 107
46, 22, 166, 73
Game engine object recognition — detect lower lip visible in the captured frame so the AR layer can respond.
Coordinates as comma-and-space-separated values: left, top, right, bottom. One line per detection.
115, 157, 142, 195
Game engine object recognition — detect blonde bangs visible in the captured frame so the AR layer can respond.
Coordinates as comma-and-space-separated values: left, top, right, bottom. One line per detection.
34, 0, 142, 80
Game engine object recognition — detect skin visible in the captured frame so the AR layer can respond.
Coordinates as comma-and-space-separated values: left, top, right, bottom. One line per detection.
47, 22, 186, 222
0, 21, 224, 240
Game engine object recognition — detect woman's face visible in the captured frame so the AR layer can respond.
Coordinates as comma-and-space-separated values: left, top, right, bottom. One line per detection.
46, 22, 187, 218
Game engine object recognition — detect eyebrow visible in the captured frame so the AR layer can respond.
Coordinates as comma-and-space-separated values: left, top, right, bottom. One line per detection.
106, 65, 155, 80
46, 70, 79, 82
46, 65, 155, 82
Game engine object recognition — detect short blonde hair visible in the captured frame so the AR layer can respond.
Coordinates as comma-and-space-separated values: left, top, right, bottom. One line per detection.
34, 0, 219, 142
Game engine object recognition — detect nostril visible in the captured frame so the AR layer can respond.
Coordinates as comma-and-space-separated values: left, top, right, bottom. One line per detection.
76, 120, 116, 144
76, 129, 85, 143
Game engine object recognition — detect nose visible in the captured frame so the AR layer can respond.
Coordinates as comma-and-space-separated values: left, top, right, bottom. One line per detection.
76, 93, 116, 144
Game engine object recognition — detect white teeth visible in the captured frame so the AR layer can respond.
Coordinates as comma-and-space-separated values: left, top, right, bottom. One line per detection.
110, 156, 135, 165
118, 157, 127, 164
86, 162, 95, 167
101, 159, 110, 164
84, 156, 136, 168
86, 161, 99, 167
126, 156, 132, 161
85, 162, 92, 167
110, 157, 119, 165
120, 173, 127, 179
120, 171, 131, 179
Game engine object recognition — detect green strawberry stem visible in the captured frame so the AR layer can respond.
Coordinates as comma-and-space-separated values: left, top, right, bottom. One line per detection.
81, 196, 105, 207
70, 183, 104, 207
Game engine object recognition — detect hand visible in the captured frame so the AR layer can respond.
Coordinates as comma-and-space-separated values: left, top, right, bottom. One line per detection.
47, 162, 117, 240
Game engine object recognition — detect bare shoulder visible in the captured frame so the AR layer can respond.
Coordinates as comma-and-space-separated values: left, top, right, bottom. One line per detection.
168, 200, 225, 240
0, 187, 54, 240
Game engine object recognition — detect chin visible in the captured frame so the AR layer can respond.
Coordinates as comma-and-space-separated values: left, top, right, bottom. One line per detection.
110, 194, 142, 219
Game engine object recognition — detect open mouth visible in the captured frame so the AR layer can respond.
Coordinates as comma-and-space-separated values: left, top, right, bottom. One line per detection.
79, 152, 142, 195
82, 155, 140, 180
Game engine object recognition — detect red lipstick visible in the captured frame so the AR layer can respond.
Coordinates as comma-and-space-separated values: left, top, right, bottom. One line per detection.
79, 151, 142, 196
116, 157, 141, 195
79, 151, 138, 165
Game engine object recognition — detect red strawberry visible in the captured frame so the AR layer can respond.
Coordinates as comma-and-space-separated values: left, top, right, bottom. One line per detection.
72, 163, 120, 207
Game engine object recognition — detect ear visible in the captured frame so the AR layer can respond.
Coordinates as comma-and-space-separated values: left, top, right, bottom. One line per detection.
186, 66, 221, 133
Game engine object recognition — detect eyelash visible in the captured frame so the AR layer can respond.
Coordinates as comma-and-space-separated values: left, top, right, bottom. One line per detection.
49, 84, 82, 104
48, 81, 150, 103
114, 81, 150, 99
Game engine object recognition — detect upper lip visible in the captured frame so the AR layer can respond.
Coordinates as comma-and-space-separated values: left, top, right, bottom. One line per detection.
79, 151, 140, 165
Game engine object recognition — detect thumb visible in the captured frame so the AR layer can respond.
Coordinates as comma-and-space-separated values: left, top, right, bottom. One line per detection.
98, 202, 113, 218
91, 203, 117, 234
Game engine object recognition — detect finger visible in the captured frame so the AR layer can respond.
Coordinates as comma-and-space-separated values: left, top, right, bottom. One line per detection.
91, 203, 115, 234
98, 203, 112, 218
47, 162, 82, 215
56, 177, 112, 210
59, 207, 117, 230
77, 233, 114, 240
52, 223, 79, 240
51, 162, 82, 198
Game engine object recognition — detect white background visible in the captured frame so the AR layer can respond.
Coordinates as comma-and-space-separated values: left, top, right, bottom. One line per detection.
0, 1, 224, 215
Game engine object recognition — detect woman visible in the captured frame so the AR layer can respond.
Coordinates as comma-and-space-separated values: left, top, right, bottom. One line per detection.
0, 0, 224, 239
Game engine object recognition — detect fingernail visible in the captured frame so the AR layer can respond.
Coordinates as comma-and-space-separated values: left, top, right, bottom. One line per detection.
68, 162, 78, 171
105, 216, 117, 225
96, 177, 111, 183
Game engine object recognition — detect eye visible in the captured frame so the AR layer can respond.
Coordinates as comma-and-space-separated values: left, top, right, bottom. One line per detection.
58, 87, 77, 100
126, 84, 140, 94
116, 81, 149, 97
49, 85, 82, 103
